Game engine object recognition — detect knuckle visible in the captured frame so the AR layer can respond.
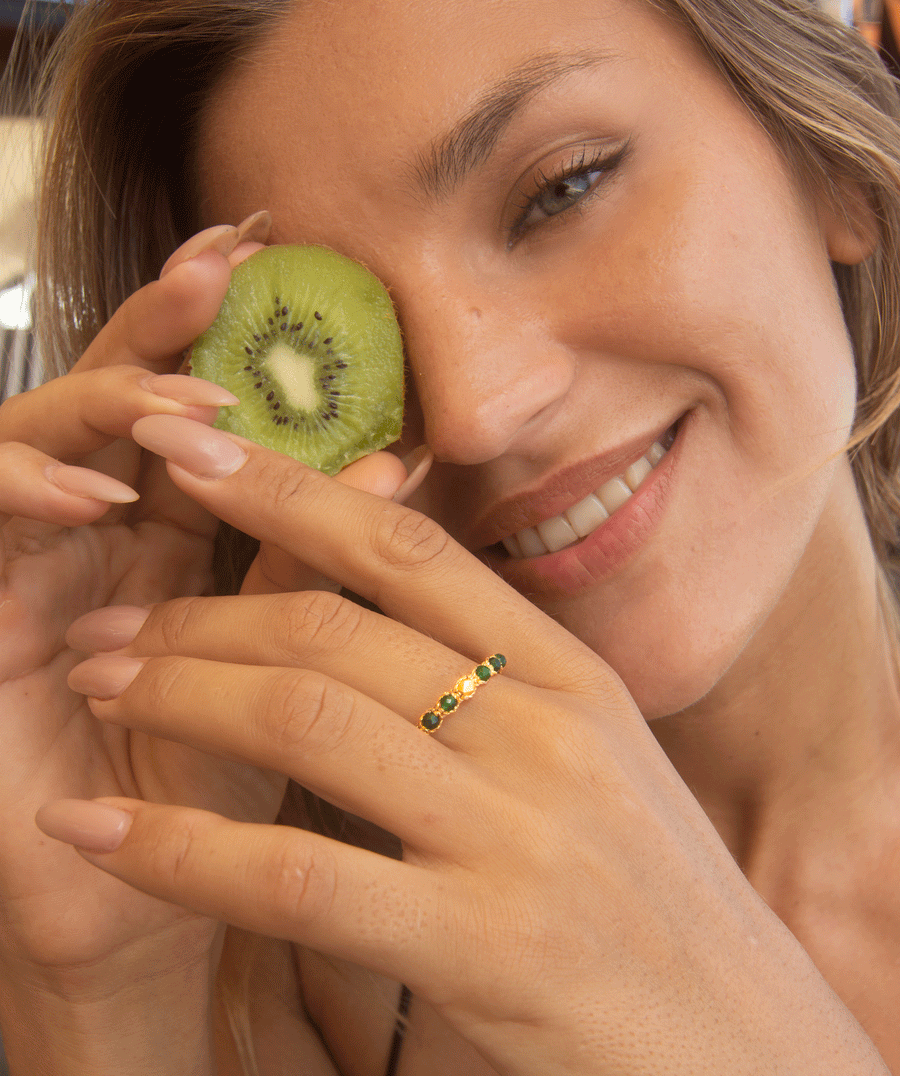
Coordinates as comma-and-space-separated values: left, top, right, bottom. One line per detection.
143, 812, 200, 886
268, 835, 338, 925
141, 655, 195, 711
265, 669, 358, 758
370, 506, 452, 573
281, 590, 364, 655
149, 596, 207, 654
264, 462, 319, 515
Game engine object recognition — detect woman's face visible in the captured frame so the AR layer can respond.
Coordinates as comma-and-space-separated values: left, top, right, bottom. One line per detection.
197, 0, 868, 718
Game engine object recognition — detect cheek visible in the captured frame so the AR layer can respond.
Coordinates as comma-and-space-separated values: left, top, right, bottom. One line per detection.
554, 153, 857, 447
527, 188, 857, 717
543, 455, 844, 720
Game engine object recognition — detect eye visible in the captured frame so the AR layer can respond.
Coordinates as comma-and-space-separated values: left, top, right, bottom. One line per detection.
510, 142, 629, 239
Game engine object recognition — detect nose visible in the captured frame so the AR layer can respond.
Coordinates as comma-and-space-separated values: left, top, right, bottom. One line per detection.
396, 283, 575, 466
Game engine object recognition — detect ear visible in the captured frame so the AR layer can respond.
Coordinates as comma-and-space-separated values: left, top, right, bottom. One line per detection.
818, 179, 878, 266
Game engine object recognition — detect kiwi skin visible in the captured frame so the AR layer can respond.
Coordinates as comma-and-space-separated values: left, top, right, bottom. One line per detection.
190, 244, 405, 475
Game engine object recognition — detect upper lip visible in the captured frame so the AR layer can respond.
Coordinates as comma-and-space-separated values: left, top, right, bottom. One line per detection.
465, 417, 681, 551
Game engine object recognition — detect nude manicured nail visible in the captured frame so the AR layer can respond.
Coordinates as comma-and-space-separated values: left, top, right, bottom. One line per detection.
235, 210, 272, 244
46, 464, 139, 504
159, 225, 240, 278
131, 414, 248, 479
36, 799, 132, 854
67, 606, 150, 653
143, 374, 239, 407
68, 655, 145, 700
394, 446, 434, 503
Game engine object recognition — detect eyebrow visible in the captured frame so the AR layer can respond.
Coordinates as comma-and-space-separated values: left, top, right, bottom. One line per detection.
410, 52, 612, 203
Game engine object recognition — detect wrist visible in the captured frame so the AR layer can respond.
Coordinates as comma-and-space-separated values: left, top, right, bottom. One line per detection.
0, 932, 220, 1076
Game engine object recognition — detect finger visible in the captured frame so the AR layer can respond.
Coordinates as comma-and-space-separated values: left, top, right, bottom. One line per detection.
130, 416, 602, 692
83, 214, 268, 377
240, 451, 409, 595
0, 366, 237, 461
35, 798, 441, 991
123, 220, 269, 545
240, 542, 341, 596
69, 591, 514, 750
67, 651, 488, 849
228, 239, 267, 270
126, 446, 221, 549
70, 233, 239, 379
156, 210, 270, 279
0, 441, 138, 528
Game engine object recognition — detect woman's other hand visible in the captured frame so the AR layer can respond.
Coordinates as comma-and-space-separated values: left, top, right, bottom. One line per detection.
0, 218, 290, 1005
40, 420, 890, 1076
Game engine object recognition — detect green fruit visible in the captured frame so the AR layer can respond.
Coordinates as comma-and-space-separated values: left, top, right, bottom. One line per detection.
190, 244, 404, 474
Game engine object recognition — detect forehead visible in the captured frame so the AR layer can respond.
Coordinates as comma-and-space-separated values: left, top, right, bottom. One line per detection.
195, 0, 735, 242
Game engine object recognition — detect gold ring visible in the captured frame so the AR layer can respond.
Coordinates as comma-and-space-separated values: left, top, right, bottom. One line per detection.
417, 654, 507, 733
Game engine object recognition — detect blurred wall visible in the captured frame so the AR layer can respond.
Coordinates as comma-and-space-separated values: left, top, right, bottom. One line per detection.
0, 115, 37, 285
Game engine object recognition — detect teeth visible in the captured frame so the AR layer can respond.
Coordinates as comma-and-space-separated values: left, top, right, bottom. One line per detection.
647, 442, 666, 466
515, 526, 548, 558
595, 476, 631, 514
501, 533, 524, 558
537, 514, 579, 554
564, 492, 608, 537
502, 436, 670, 560
624, 455, 652, 491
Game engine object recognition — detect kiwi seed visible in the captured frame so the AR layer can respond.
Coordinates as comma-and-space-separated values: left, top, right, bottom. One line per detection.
190, 244, 405, 475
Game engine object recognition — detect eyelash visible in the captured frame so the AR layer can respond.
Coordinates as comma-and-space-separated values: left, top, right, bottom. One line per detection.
510, 142, 629, 240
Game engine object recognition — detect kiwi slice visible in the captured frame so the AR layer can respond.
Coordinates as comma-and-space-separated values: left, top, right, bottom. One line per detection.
190, 244, 404, 474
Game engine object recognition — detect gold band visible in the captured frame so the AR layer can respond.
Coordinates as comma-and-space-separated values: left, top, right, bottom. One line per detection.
417, 654, 507, 734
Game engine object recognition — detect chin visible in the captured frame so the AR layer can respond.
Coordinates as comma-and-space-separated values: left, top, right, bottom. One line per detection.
540, 560, 789, 723
613, 640, 745, 722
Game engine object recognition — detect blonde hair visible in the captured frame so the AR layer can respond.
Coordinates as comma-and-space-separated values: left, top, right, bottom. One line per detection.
16, 0, 900, 1067
651, 0, 900, 582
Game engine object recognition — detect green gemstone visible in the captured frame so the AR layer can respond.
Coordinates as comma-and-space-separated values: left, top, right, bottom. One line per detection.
476, 664, 492, 681
420, 710, 442, 732
489, 654, 507, 670
439, 694, 459, 712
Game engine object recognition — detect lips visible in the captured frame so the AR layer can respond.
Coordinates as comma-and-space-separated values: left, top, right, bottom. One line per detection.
503, 433, 672, 558
473, 419, 680, 560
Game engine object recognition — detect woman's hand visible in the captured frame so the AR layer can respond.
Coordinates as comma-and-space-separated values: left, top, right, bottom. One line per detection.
38, 419, 890, 1076
0, 215, 360, 1068
0, 223, 265, 985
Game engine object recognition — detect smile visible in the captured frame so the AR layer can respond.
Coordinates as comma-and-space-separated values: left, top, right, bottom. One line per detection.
500, 428, 676, 559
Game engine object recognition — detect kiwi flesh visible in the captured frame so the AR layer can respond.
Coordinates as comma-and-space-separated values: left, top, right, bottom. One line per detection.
190, 244, 404, 475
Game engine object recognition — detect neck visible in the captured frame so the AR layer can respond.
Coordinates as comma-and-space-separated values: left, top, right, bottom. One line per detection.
652, 463, 900, 880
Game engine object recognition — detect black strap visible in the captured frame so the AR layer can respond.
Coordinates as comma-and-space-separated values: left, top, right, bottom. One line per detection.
383, 984, 412, 1076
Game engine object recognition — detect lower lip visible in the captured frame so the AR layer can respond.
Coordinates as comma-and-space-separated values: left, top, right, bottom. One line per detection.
484, 417, 685, 598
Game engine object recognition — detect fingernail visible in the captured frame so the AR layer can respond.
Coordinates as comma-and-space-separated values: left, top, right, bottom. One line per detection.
394, 446, 434, 503
131, 414, 248, 479
67, 606, 150, 653
235, 210, 271, 244
68, 655, 144, 700
159, 225, 240, 278
36, 799, 132, 854
143, 373, 239, 407
46, 464, 139, 504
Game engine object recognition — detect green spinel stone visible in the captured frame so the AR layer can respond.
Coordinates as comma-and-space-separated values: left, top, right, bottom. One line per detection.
439, 694, 459, 712
489, 654, 506, 670
421, 711, 442, 732
476, 664, 492, 681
